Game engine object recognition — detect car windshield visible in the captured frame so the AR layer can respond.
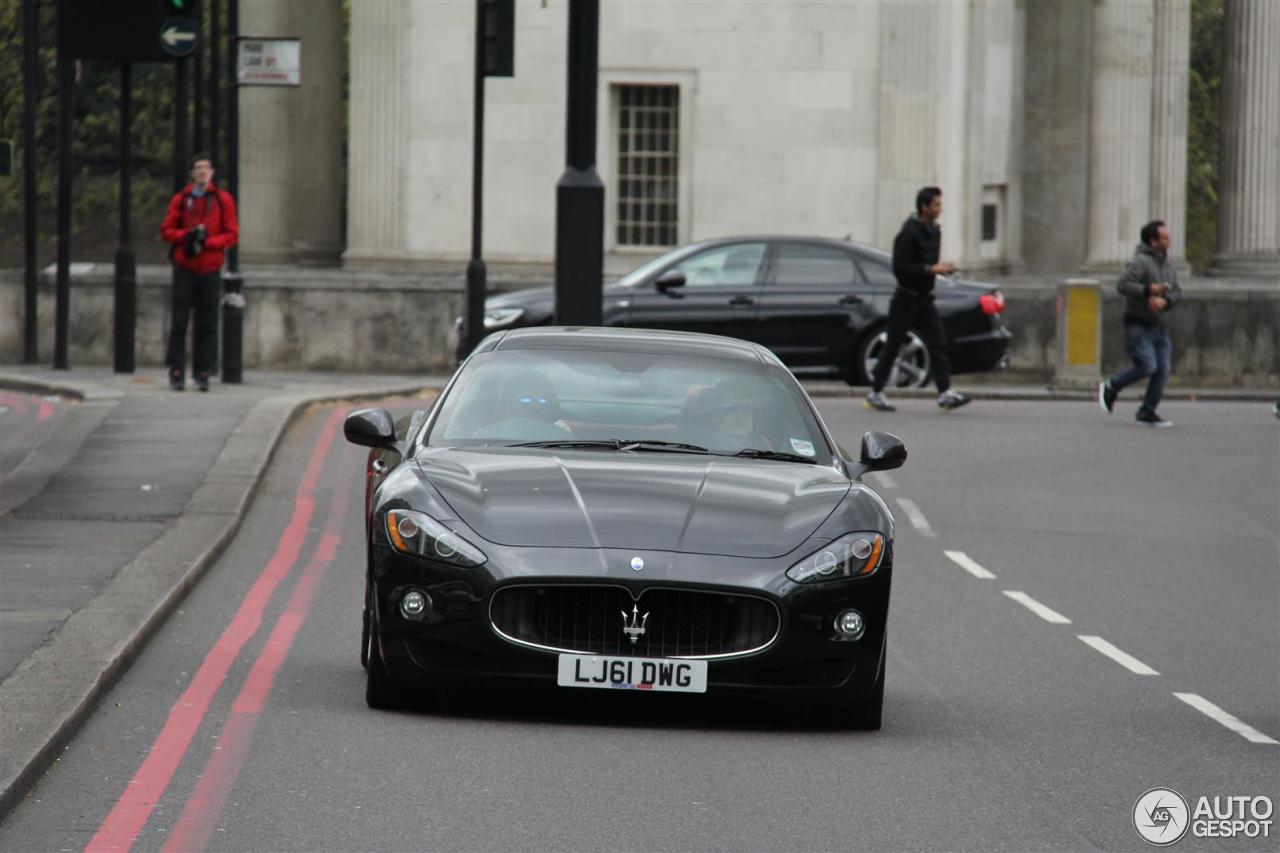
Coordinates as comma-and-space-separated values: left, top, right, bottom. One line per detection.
614, 244, 701, 287
425, 347, 833, 465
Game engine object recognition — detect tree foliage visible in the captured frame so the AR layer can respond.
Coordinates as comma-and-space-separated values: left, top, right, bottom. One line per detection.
0, 0, 222, 267
1185, 0, 1223, 272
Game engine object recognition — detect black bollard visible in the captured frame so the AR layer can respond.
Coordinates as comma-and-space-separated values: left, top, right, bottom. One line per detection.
221, 271, 244, 383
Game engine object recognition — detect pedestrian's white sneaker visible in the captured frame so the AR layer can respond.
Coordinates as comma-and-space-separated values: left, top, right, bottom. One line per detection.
937, 390, 971, 411
865, 390, 895, 412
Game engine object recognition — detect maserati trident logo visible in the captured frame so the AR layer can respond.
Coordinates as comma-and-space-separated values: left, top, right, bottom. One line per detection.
621, 604, 649, 644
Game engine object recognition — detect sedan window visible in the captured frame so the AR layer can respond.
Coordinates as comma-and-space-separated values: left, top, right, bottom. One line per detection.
669, 243, 767, 287
770, 243, 860, 286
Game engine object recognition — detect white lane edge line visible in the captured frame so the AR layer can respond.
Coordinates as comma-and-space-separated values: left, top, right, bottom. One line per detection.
1077, 635, 1160, 675
870, 471, 898, 489
1002, 590, 1072, 624
894, 497, 936, 538
1173, 692, 1279, 745
943, 550, 996, 579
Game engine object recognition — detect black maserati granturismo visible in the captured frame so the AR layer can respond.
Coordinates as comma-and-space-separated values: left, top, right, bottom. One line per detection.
346, 326, 907, 728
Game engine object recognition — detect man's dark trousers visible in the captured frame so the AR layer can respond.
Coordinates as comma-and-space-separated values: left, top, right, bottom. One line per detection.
167, 267, 221, 379
871, 288, 952, 392
1108, 321, 1171, 413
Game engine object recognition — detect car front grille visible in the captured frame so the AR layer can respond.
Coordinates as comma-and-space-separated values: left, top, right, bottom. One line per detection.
489, 585, 780, 659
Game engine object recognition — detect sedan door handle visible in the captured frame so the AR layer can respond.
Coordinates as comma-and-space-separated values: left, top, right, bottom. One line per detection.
728, 295, 755, 307
839, 294, 864, 305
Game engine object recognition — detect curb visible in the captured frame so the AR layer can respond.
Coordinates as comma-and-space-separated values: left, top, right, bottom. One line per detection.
0, 379, 441, 819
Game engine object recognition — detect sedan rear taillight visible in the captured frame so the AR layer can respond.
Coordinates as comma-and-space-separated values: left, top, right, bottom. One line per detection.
979, 291, 1006, 315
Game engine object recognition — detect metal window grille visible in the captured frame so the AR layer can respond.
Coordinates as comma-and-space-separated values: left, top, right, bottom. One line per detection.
616, 85, 679, 247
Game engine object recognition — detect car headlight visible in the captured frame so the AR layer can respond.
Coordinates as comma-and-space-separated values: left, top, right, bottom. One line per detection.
483, 307, 524, 329
786, 532, 885, 583
385, 509, 486, 568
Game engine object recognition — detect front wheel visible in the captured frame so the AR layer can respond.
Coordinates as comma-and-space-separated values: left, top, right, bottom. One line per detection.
855, 328, 931, 388
364, 618, 402, 710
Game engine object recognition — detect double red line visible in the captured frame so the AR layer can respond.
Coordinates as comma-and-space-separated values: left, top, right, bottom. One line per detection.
88, 406, 354, 852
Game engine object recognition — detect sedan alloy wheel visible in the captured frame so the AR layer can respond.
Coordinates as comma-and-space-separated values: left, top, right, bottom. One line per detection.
860, 329, 932, 388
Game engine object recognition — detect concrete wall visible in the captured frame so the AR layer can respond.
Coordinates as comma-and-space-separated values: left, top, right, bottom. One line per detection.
2, 269, 1277, 388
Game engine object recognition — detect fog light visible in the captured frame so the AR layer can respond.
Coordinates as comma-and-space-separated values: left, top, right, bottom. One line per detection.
834, 608, 865, 640
400, 589, 430, 619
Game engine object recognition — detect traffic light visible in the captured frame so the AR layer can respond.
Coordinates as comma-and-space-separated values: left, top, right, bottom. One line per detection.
57, 0, 201, 63
480, 0, 515, 78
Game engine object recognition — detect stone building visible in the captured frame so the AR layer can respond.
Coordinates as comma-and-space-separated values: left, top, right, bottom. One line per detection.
241, 0, 1279, 279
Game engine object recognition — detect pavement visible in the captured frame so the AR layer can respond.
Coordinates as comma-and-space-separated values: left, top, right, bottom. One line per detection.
0, 364, 1275, 819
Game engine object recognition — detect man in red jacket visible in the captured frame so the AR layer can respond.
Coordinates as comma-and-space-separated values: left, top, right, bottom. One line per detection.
160, 153, 239, 391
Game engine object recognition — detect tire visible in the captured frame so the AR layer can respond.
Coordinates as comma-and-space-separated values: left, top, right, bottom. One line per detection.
816, 650, 885, 730
855, 327, 931, 388
360, 580, 371, 671
364, 619, 401, 710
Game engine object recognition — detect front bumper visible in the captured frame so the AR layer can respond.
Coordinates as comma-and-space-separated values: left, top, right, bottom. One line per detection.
369, 545, 892, 700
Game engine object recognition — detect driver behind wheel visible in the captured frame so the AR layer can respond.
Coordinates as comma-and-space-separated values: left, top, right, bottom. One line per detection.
688, 380, 772, 451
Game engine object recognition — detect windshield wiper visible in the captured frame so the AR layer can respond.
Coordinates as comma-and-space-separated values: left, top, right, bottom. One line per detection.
507, 438, 710, 454
616, 439, 709, 453
507, 439, 626, 449
732, 448, 818, 464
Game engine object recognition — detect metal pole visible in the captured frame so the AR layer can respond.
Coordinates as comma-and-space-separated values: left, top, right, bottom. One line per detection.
114, 63, 136, 374
211, 0, 221, 171
464, 0, 488, 358
553, 0, 604, 327
227, 0, 239, 272
193, 0, 204, 152
22, 0, 39, 364
174, 58, 189, 190
54, 57, 73, 370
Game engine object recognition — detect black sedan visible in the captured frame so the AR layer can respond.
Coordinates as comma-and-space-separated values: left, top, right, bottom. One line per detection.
460, 235, 1011, 387
346, 326, 906, 728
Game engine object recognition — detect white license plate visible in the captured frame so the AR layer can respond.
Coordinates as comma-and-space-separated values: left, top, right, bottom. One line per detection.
556, 654, 707, 693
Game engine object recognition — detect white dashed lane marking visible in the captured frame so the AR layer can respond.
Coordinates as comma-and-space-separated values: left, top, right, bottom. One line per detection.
894, 498, 936, 538
1002, 591, 1072, 624
1173, 693, 1279, 745
1077, 635, 1160, 675
943, 550, 996, 579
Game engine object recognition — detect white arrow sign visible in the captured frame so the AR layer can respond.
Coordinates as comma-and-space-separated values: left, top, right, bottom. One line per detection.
162, 27, 196, 47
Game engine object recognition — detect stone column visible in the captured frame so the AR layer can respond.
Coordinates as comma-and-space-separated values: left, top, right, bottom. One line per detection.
1211, 0, 1280, 278
343, 0, 409, 265
1085, 0, 1154, 269
290, 0, 344, 265
238, 1, 295, 264
239, 0, 344, 265
1149, 0, 1190, 266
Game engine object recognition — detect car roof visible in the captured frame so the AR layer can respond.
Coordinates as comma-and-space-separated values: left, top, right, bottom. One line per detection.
683, 234, 889, 257
482, 326, 780, 365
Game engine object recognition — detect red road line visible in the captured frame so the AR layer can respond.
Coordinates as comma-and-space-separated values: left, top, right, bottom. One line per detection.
85, 407, 345, 853
161, 450, 354, 852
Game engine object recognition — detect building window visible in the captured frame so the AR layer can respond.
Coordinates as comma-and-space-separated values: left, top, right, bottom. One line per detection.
616, 85, 679, 247
982, 204, 998, 242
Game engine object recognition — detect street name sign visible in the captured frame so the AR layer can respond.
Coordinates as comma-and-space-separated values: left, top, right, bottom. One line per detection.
237, 38, 301, 87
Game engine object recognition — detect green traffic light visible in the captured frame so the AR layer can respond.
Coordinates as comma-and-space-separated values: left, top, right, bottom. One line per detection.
168, 0, 188, 9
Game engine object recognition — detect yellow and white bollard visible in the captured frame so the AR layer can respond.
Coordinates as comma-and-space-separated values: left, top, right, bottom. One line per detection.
1055, 278, 1102, 388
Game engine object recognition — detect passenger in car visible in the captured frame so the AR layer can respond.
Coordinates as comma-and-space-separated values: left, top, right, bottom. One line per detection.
688, 380, 772, 451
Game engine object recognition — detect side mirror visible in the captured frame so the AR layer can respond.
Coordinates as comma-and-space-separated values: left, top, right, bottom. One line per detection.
859, 430, 907, 471
344, 407, 398, 449
654, 269, 686, 293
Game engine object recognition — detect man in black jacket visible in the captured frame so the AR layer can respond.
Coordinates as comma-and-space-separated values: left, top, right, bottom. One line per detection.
1098, 220, 1180, 427
866, 186, 970, 412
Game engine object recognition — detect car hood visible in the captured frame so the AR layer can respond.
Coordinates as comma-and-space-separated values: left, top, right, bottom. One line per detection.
416, 448, 850, 558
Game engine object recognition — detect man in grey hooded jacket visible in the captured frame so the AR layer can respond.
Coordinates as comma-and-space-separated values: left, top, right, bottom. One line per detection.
1099, 220, 1181, 426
